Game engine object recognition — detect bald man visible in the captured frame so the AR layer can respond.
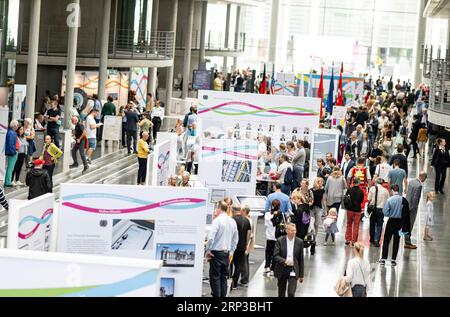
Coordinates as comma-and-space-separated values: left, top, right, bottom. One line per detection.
405, 171, 427, 249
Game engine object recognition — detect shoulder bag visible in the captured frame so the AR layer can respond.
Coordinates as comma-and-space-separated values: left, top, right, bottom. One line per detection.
367, 185, 378, 217
334, 276, 352, 297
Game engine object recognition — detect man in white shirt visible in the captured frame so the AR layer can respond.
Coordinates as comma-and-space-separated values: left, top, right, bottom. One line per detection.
205, 201, 239, 297
368, 178, 390, 247
377, 111, 389, 131
86, 109, 102, 164
374, 154, 392, 183
151, 101, 165, 142
277, 154, 293, 195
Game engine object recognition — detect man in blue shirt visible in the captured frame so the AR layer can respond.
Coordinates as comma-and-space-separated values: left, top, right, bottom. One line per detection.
378, 185, 406, 267
265, 182, 292, 215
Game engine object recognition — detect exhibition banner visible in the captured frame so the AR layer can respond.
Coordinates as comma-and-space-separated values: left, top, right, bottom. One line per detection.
332, 106, 347, 129
102, 115, 122, 141
274, 73, 297, 96
146, 140, 172, 186
13, 85, 26, 121
156, 132, 178, 171
0, 106, 8, 181
198, 91, 320, 149
57, 184, 208, 297
0, 249, 162, 297
199, 139, 258, 198
309, 129, 340, 182
7, 194, 55, 251
130, 67, 148, 109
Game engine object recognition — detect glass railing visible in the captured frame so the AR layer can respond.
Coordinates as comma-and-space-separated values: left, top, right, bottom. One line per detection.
176, 29, 246, 52
18, 24, 175, 60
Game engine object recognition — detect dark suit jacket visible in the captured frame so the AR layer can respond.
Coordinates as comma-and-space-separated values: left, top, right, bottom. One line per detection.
273, 236, 304, 279
341, 159, 355, 179
431, 147, 450, 167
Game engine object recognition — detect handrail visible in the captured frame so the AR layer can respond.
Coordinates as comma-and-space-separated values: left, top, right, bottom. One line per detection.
176, 29, 246, 52
17, 24, 175, 60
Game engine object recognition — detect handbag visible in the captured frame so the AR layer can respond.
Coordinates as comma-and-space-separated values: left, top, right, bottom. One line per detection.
334, 276, 352, 297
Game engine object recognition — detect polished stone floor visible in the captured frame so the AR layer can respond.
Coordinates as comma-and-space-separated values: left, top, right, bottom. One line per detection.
202, 150, 450, 297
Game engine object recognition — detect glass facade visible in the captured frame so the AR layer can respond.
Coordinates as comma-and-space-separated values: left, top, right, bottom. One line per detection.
236, 0, 420, 80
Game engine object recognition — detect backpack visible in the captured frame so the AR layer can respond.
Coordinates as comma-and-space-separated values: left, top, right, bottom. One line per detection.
343, 193, 352, 210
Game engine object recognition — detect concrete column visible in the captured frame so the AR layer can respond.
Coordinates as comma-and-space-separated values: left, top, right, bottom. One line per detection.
413, 0, 426, 88
182, 0, 194, 100
98, 0, 112, 101
222, 3, 231, 74
64, 0, 80, 129
268, 0, 280, 64
165, 0, 178, 114
198, 1, 208, 69
148, 0, 159, 98
25, 0, 41, 119
232, 5, 241, 71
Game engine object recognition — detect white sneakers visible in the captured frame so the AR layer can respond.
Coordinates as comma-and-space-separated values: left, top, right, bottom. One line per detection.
12, 181, 24, 187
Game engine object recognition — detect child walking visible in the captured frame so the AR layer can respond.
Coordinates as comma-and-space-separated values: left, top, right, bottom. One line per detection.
324, 208, 339, 245
424, 192, 435, 241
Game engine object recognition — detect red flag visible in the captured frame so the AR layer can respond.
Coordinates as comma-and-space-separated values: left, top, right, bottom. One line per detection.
259, 64, 267, 94
336, 62, 344, 106
318, 67, 324, 120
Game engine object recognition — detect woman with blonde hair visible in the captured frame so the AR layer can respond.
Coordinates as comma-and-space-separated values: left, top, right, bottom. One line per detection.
311, 177, 326, 248
324, 166, 347, 215
23, 118, 36, 165
344, 242, 371, 297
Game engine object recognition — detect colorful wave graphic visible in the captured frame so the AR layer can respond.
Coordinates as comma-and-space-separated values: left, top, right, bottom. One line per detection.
202, 145, 258, 160
274, 83, 297, 95
157, 151, 170, 169
0, 269, 158, 297
62, 193, 206, 214
18, 209, 53, 240
0, 123, 8, 131
198, 101, 318, 117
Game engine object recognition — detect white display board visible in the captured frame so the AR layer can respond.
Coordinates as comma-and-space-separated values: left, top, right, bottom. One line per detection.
146, 140, 172, 186
7, 194, 55, 251
0, 106, 8, 181
102, 115, 122, 141
274, 73, 297, 96
0, 249, 161, 297
199, 139, 258, 199
332, 106, 347, 129
13, 85, 26, 121
156, 132, 178, 174
309, 129, 340, 182
198, 91, 320, 151
57, 184, 208, 297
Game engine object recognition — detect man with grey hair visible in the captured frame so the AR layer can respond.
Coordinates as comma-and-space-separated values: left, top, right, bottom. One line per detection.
277, 153, 293, 195
70, 116, 89, 173
4, 120, 19, 187
405, 171, 428, 249
180, 171, 191, 187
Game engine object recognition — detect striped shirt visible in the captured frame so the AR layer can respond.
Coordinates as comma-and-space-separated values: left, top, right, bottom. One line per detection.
0, 187, 9, 210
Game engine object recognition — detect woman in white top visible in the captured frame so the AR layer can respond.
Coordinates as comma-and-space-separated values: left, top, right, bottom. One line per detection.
151, 101, 164, 142
263, 200, 278, 275
374, 154, 392, 183
424, 192, 435, 241
345, 242, 371, 297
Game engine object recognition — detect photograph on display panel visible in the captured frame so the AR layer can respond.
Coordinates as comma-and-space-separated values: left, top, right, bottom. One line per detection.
221, 160, 252, 183
160, 278, 175, 297
156, 243, 195, 267
111, 219, 155, 251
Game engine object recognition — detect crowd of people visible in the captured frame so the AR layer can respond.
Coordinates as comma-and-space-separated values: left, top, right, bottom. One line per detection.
205, 77, 447, 298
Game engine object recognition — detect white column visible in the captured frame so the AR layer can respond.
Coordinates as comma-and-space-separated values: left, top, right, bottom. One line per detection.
182, 0, 194, 100
165, 0, 178, 114
64, 0, 80, 129
268, 0, 280, 64
148, 0, 159, 98
222, 3, 231, 74
413, 0, 426, 88
232, 5, 241, 71
98, 0, 112, 101
25, 0, 41, 119
198, 1, 208, 69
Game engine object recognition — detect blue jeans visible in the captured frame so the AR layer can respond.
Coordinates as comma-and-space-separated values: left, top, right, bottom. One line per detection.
370, 208, 384, 242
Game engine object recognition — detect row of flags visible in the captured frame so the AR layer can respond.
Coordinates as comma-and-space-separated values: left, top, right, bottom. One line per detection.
259, 63, 345, 119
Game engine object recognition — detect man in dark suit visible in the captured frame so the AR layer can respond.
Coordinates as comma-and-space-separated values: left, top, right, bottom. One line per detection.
341, 152, 356, 179
273, 223, 304, 297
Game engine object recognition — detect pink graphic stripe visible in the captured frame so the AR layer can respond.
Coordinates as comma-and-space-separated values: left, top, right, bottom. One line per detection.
202, 147, 257, 160
198, 101, 315, 116
18, 209, 53, 240
62, 198, 205, 214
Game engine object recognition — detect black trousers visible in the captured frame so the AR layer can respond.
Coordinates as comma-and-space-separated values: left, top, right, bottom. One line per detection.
137, 157, 147, 184
43, 164, 55, 188
406, 140, 419, 157
381, 218, 402, 261
240, 254, 250, 284
231, 250, 246, 286
435, 165, 447, 192
71, 139, 88, 167
47, 128, 60, 148
126, 130, 138, 153
152, 117, 162, 141
13, 153, 26, 182
265, 240, 276, 269
96, 118, 102, 141
209, 251, 230, 297
278, 272, 298, 297
121, 123, 127, 147
186, 161, 198, 175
